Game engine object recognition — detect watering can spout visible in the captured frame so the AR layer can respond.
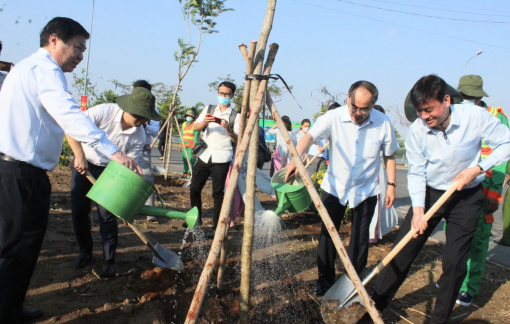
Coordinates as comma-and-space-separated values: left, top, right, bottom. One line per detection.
139, 206, 199, 229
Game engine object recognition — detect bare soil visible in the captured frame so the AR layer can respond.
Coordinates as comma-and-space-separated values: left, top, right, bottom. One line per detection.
25, 168, 510, 323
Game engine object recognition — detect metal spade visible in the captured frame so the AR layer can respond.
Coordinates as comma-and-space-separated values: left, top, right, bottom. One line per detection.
321, 180, 460, 323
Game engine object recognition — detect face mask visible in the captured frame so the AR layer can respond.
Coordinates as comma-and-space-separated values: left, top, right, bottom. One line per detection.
218, 96, 232, 106
462, 99, 475, 105
186, 117, 193, 122
303, 127, 310, 133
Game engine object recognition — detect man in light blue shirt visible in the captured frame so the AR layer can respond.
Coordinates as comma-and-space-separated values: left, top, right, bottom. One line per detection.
286, 81, 398, 296
371, 75, 510, 324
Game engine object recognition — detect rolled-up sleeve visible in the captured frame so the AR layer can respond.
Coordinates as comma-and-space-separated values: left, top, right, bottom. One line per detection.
39, 70, 118, 158
382, 121, 399, 156
478, 109, 510, 172
406, 127, 428, 208
308, 112, 332, 142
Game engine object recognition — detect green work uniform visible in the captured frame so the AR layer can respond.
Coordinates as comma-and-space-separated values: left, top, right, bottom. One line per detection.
459, 104, 508, 297
179, 121, 200, 176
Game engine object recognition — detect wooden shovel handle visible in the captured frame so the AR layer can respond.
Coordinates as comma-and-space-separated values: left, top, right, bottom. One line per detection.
374, 180, 460, 274
85, 171, 163, 259
304, 153, 320, 168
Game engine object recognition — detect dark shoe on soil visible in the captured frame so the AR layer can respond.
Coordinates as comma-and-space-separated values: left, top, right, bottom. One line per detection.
494, 239, 510, 247
75, 252, 92, 269
206, 227, 217, 239
456, 291, 473, 306
99, 261, 116, 278
21, 308, 44, 321
312, 282, 331, 297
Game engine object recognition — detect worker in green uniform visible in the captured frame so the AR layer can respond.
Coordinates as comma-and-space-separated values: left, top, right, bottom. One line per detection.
498, 163, 510, 246
179, 110, 200, 178
440, 75, 509, 306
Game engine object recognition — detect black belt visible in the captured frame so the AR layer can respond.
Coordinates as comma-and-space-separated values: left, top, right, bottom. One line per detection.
0, 153, 44, 171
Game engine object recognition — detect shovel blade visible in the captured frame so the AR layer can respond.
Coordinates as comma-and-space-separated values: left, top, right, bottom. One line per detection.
152, 243, 184, 273
321, 276, 365, 324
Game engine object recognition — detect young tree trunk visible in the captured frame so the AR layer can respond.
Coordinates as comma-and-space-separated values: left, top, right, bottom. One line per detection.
265, 94, 384, 324
163, 120, 174, 180
174, 116, 193, 175
184, 44, 279, 324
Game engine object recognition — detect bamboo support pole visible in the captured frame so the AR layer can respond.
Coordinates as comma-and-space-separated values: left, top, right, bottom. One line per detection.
216, 41, 258, 290
184, 44, 279, 324
174, 116, 193, 176
265, 94, 384, 324
238, 41, 257, 143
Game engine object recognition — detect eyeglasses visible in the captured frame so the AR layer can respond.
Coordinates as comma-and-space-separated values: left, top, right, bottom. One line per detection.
348, 104, 372, 115
130, 113, 149, 122
218, 91, 233, 98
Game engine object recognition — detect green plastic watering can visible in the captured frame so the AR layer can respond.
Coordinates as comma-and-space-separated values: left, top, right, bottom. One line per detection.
86, 161, 198, 229
270, 168, 312, 216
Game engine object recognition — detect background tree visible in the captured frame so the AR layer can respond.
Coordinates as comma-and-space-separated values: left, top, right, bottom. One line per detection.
71, 68, 98, 105
91, 89, 119, 106
311, 84, 346, 121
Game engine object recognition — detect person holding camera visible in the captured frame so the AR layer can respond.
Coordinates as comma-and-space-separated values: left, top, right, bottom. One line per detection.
188, 81, 240, 237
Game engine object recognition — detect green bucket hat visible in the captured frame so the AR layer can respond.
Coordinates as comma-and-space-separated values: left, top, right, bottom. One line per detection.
184, 110, 196, 118
117, 87, 162, 120
457, 75, 489, 98
404, 83, 464, 123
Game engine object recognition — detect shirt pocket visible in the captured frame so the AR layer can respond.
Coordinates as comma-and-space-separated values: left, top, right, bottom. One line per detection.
454, 138, 479, 163
363, 139, 382, 158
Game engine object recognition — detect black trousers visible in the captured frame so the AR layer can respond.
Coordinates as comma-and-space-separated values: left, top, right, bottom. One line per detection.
0, 159, 51, 323
372, 185, 484, 324
189, 157, 230, 228
71, 160, 118, 262
157, 138, 166, 157
317, 192, 377, 285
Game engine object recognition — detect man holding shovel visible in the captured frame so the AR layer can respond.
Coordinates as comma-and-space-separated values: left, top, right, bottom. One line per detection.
179, 110, 200, 179
286, 80, 398, 296
370, 75, 510, 323
0, 17, 142, 323
66, 87, 161, 277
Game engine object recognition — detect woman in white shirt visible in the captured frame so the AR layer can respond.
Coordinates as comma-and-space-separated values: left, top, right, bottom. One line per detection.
268, 115, 297, 174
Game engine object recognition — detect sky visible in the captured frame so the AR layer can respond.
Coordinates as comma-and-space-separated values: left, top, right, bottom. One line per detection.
1, 0, 509, 136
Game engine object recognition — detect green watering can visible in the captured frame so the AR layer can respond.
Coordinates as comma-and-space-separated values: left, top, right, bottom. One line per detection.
270, 168, 312, 216
86, 161, 198, 229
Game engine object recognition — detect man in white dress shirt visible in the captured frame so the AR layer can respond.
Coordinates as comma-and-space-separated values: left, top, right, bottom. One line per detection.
370, 75, 510, 323
66, 86, 161, 277
286, 81, 398, 296
0, 17, 142, 323
189, 81, 240, 237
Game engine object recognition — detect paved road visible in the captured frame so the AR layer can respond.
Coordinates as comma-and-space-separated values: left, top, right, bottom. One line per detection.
151, 146, 510, 269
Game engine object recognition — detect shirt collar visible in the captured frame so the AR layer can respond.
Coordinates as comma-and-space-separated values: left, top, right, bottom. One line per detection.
113, 105, 137, 134
424, 104, 459, 134
37, 48, 62, 71
216, 104, 232, 115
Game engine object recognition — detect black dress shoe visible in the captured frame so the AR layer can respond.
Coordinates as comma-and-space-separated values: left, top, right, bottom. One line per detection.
206, 227, 217, 239
21, 308, 44, 321
312, 282, 332, 297
99, 261, 116, 278
494, 239, 510, 247
74, 252, 92, 269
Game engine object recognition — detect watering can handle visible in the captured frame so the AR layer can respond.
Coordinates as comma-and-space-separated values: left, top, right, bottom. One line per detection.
374, 179, 460, 274
84, 171, 165, 260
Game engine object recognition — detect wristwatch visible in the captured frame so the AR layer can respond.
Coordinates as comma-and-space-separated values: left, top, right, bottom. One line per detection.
477, 165, 485, 175
388, 182, 397, 187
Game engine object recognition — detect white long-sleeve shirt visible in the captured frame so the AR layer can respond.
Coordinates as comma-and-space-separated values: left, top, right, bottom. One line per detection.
82, 104, 146, 166
0, 48, 118, 170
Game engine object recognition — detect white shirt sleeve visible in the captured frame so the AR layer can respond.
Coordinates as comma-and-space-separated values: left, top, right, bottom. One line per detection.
145, 121, 160, 138
382, 120, 399, 157
233, 112, 240, 135
39, 70, 118, 158
196, 108, 208, 123
308, 111, 332, 142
